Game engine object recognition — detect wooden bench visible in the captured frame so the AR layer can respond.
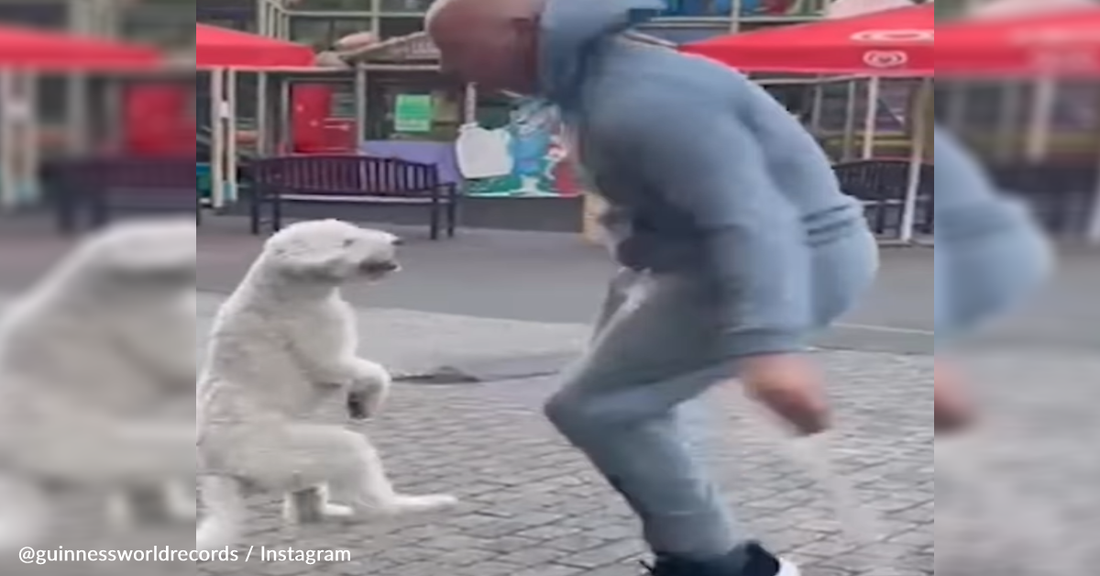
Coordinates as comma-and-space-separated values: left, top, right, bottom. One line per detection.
833, 159, 933, 237
249, 155, 459, 240
42, 156, 200, 234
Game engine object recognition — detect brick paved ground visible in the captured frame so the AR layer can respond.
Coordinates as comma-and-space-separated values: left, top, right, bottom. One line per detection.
2, 221, 1097, 576
192, 349, 934, 576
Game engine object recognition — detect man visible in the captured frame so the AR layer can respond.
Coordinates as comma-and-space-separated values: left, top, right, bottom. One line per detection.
427, 1, 879, 575
933, 126, 1053, 433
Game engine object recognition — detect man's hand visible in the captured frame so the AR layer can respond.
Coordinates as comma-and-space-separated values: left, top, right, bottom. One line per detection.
935, 361, 974, 434
741, 354, 831, 436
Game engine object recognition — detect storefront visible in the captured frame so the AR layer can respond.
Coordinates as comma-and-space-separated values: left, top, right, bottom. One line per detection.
346, 32, 583, 200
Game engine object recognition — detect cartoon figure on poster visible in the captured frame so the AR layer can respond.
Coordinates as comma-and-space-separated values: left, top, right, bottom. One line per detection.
510, 98, 555, 195
463, 98, 579, 197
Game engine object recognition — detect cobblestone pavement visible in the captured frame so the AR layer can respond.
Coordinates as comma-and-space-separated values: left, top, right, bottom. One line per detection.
3, 222, 1097, 576
189, 349, 933, 576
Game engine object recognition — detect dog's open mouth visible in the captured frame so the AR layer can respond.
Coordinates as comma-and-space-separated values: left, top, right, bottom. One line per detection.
359, 260, 400, 276
347, 391, 369, 419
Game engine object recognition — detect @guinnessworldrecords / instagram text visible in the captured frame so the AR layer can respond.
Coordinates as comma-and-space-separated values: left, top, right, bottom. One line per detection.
18, 545, 352, 565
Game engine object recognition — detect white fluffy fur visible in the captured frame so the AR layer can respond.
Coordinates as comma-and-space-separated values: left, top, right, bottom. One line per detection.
196, 220, 457, 551
0, 218, 198, 549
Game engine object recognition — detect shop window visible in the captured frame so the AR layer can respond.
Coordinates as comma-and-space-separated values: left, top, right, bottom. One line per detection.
287, 0, 377, 10
290, 17, 372, 48
378, 0, 436, 13
0, 1, 67, 29
378, 17, 423, 39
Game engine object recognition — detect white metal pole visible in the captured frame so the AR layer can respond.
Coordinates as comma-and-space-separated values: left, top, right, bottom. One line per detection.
730, 0, 743, 33
995, 81, 1024, 161
226, 69, 239, 204
899, 79, 930, 244
1025, 75, 1056, 162
256, 71, 269, 156
210, 69, 226, 209
355, 66, 368, 143
464, 83, 478, 125
0, 71, 15, 209
841, 80, 859, 160
20, 73, 39, 206
861, 77, 881, 160
809, 79, 825, 134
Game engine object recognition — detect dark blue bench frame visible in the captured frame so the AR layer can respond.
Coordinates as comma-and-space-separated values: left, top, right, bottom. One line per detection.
43, 156, 200, 234
833, 159, 934, 238
249, 155, 459, 240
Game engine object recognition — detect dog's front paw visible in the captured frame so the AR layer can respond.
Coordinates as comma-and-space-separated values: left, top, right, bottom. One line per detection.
347, 360, 391, 420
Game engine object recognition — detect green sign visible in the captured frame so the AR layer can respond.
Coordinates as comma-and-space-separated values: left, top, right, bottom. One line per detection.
394, 94, 434, 133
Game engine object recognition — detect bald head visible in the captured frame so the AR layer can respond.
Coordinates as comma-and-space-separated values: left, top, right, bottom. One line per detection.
426, 0, 546, 93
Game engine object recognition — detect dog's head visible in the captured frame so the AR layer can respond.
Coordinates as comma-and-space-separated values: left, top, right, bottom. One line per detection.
62, 218, 197, 294
262, 220, 402, 284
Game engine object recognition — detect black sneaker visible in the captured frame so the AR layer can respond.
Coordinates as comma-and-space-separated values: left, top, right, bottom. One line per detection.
641, 542, 800, 576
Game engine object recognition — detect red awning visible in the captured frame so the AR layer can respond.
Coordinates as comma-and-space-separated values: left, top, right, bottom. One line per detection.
680, 5, 933, 75
196, 24, 315, 68
0, 25, 160, 70
936, 8, 1100, 77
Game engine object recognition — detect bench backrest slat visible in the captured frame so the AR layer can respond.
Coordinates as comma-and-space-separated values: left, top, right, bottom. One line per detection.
253, 155, 439, 198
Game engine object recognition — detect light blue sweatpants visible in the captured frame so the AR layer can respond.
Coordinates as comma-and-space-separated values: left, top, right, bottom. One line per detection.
544, 229, 879, 559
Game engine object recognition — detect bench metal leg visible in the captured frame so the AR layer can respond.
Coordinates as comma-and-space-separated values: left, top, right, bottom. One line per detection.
90, 190, 109, 229
249, 189, 262, 235
54, 184, 79, 235
446, 186, 458, 238
271, 194, 284, 233
429, 197, 441, 241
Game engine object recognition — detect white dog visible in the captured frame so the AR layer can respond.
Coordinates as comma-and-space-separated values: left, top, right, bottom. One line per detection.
196, 220, 458, 550
0, 218, 197, 550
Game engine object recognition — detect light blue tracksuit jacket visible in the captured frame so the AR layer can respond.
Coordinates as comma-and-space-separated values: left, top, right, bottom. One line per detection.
537, 0, 879, 562
933, 127, 1052, 346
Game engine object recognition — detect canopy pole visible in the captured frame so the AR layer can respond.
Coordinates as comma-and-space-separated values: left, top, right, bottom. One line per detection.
210, 69, 226, 209
899, 79, 931, 244
1025, 75, 1056, 162
841, 80, 859, 161
0, 70, 15, 209
995, 81, 1024, 161
809, 79, 825, 134
226, 68, 239, 204
354, 65, 368, 143
256, 71, 269, 156
18, 73, 39, 206
861, 77, 881, 160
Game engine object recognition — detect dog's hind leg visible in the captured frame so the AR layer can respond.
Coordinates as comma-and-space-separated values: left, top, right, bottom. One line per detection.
282, 424, 458, 518
331, 432, 458, 516
196, 475, 247, 551
283, 484, 354, 524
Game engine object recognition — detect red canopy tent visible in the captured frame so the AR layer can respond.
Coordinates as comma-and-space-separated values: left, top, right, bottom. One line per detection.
0, 24, 160, 70
196, 24, 314, 68
936, 8, 1100, 77
680, 4, 933, 75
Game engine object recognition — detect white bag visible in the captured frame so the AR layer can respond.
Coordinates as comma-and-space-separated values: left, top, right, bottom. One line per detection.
455, 123, 513, 179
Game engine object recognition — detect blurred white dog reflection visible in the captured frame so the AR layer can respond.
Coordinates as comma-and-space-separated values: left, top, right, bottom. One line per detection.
196, 220, 457, 551
0, 218, 197, 550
